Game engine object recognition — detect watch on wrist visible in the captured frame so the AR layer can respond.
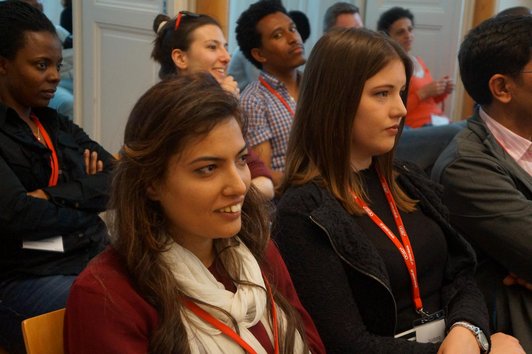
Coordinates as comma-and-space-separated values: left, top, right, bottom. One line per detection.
450, 321, 490, 353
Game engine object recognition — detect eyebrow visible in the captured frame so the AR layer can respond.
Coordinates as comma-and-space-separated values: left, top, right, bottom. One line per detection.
188, 145, 247, 165
270, 20, 295, 34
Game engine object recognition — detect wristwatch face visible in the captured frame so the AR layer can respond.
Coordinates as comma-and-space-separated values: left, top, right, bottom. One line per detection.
478, 331, 489, 351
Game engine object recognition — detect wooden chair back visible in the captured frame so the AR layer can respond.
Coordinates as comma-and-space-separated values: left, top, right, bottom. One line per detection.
21, 308, 65, 354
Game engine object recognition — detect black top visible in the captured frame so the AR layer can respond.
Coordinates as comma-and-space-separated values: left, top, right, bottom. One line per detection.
356, 167, 447, 333
0, 104, 113, 280
274, 161, 490, 354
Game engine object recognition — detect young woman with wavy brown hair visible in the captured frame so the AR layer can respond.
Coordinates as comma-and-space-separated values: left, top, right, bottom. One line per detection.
64, 73, 324, 354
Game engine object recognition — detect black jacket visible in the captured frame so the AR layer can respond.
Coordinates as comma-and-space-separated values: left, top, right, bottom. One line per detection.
0, 104, 112, 279
273, 162, 490, 353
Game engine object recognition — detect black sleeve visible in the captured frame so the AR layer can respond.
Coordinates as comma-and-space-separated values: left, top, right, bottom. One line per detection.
0, 153, 101, 241
43, 119, 115, 212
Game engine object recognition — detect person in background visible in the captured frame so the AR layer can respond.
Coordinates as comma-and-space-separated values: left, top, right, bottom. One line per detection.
496, 5, 530, 17
229, 9, 311, 92
18, 0, 74, 120
432, 14, 532, 353
151, 11, 275, 200
60, 0, 72, 36
378, 7, 454, 128
64, 73, 325, 354
237, 0, 306, 187
288, 10, 311, 43
0, 2, 112, 353
323, 2, 363, 32
273, 27, 524, 354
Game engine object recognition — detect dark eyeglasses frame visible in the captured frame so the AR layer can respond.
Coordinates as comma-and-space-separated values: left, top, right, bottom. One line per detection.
174, 11, 200, 31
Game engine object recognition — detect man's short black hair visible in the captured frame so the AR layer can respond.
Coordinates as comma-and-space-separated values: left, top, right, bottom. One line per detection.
458, 15, 532, 106
235, 0, 288, 69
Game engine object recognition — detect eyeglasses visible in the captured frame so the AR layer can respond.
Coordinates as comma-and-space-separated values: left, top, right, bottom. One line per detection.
174, 11, 200, 31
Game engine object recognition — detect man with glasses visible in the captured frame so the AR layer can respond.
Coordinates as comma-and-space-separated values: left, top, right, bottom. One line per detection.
432, 14, 532, 353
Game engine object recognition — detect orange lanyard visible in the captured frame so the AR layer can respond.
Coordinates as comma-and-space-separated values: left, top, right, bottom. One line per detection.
259, 76, 295, 117
351, 168, 426, 315
183, 275, 279, 354
31, 113, 59, 186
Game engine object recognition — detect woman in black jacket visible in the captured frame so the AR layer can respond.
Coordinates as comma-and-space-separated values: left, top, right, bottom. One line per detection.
0, 2, 112, 353
273, 28, 523, 354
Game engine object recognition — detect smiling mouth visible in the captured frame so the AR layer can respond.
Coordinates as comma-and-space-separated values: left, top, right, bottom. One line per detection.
212, 68, 226, 76
217, 203, 242, 213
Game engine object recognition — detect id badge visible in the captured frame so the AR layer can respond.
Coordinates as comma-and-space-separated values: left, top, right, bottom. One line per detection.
413, 310, 445, 343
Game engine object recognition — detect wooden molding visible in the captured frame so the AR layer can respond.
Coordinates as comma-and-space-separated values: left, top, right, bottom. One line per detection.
195, 0, 229, 37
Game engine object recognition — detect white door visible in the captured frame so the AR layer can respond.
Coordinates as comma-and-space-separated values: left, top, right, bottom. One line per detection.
364, 0, 472, 120
77, 0, 193, 153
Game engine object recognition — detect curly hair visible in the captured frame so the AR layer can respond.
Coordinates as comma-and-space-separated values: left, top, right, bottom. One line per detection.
377, 7, 414, 35
235, 0, 287, 69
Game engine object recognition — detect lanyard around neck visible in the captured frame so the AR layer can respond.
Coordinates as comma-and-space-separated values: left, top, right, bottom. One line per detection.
30, 113, 59, 186
183, 275, 279, 354
351, 168, 426, 315
259, 75, 295, 117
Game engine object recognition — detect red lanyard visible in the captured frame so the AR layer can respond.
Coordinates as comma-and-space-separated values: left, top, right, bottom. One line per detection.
351, 169, 425, 315
183, 275, 279, 354
30, 113, 59, 186
259, 76, 295, 117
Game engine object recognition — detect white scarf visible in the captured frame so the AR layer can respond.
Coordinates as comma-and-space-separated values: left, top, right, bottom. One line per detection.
161, 240, 307, 354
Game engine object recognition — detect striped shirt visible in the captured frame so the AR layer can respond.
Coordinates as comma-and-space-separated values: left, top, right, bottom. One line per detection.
239, 71, 298, 172
480, 107, 532, 176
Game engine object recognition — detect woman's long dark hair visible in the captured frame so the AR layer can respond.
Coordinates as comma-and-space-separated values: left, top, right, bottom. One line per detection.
110, 73, 307, 353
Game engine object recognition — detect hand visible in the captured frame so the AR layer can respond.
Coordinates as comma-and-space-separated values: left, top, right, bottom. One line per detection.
84, 149, 104, 175
490, 332, 525, 354
437, 326, 480, 354
251, 176, 275, 201
503, 273, 532, 291
442, 76, 455, 94
219, 75, 240, 98
27, 189, 49, 200
418, 77, 451, 100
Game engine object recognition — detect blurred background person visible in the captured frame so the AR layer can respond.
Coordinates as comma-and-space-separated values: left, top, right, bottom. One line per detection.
378, 7, 454, 128
323, 2, 363, 32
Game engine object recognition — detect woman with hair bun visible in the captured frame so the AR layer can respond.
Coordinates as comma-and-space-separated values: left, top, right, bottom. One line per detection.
151, 11, 275, 200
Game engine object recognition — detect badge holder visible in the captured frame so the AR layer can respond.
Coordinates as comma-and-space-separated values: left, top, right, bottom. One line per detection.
395, 310, 445, 343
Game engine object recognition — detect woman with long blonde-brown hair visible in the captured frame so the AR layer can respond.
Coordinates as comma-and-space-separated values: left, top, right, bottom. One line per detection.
64, 73, 324, 354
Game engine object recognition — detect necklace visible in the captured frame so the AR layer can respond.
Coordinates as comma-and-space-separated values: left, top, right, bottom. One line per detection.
33, 125, 43, 142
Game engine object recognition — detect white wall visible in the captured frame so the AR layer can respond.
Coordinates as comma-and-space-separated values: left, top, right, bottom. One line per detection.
42, 0, 63, 26
497, 0, 532, 12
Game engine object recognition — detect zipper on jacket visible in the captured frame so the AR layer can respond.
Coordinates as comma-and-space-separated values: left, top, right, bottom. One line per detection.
309, 215, 398, 335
